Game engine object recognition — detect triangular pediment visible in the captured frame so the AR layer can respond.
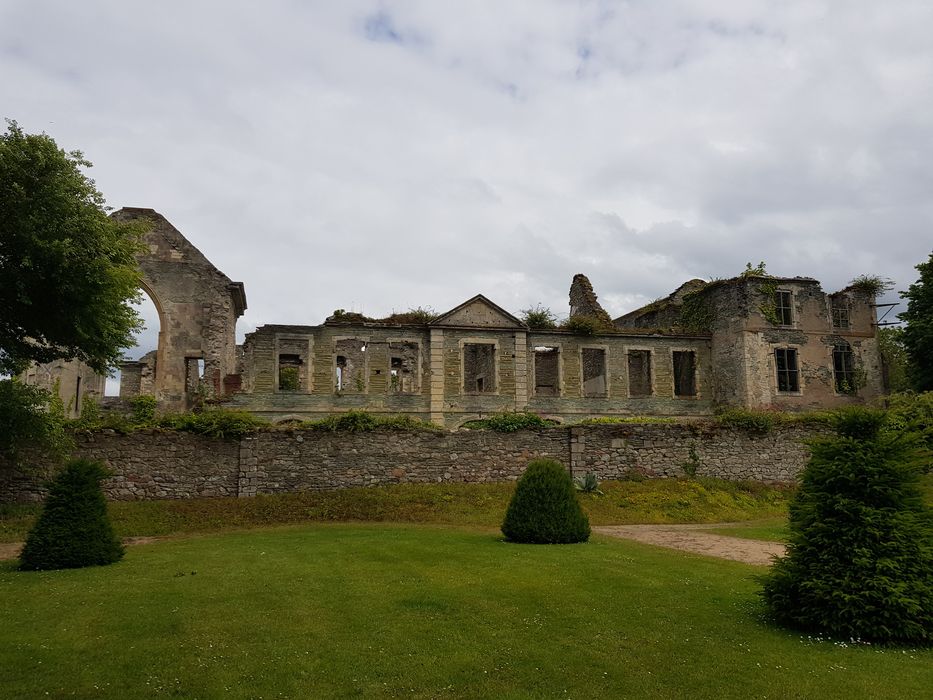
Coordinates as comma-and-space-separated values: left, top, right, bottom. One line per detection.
431, 295, 526, 329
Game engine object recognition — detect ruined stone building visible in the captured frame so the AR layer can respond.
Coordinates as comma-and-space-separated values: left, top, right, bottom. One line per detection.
25, 209, 886, 425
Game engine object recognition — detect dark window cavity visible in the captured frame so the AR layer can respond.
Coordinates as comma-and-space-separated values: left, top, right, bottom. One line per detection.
463, 343, 496, 393
775, 348, 800, 392
627, 350, 652, 397
581, 348, 607, 398
831, 300, 850, 329
278, 353, 302, 391
833, 342, 857, 394
775, 290, 793, 326
672, 351, 697, 397
335, 339, 367, 393
534, 346, 560, 396
389, 341, 419, 394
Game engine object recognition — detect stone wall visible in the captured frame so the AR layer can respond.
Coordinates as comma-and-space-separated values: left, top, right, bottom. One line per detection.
0, 423, 818, 503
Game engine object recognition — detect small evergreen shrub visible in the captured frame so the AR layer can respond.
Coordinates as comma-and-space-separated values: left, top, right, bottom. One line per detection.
502, 459, 591, 544
19, 459, 124, 571
761, 406, 933, 645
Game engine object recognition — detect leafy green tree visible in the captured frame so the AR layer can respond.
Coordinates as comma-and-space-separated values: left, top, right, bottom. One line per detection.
0, 378, 71, 465
502, 459, 591, 544
19, 458, 124, 571
878, 327, 910, 393
761, 408, 933, 645
900, 251, 933, 392
0, 120, 146, 375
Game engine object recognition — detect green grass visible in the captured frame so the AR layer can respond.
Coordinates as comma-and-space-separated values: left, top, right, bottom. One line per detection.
699, 517, 790, 542
0, 477, 794, 543
1, 524, 929, 698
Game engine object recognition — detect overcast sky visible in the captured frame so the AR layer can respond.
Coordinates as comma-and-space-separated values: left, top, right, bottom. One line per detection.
3, 0, 931, 370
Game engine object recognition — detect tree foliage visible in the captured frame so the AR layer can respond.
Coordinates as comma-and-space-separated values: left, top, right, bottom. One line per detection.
0, 120, 146, 375
878, 327, 910, 393
0, 378, 71, 466
761, 407, 933, 645
900, 251, 933, 392
19, 458, 124, 571
501, 459, 591, 544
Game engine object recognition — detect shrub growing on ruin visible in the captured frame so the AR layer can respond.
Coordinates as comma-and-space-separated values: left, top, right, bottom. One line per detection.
502, 459, 591, 544
19, 459, 124, 571
158, 407, 266, 438
761, 407, 933, 645
521, 304, 558, 329
463, 412, 553, 432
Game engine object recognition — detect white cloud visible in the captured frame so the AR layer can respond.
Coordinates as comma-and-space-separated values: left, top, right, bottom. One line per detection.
2, 0, 930, 363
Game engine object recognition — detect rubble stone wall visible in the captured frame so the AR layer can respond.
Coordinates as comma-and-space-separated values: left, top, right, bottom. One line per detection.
0, 424, 818, 502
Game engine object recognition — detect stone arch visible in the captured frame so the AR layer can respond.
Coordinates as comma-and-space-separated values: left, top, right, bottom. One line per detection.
113, 208, 247, 410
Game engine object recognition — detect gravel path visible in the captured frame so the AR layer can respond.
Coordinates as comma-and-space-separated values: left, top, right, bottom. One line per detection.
595, 524, 786, 565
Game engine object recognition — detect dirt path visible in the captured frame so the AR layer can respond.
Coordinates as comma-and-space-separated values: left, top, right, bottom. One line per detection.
595, 524, 785, 565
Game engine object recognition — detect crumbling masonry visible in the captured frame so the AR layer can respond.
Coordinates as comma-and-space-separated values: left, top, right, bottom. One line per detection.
29, 209, 886, 425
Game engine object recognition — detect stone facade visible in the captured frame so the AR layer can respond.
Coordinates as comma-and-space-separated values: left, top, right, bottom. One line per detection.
0, 423, 819, 503
20, 209, 885, 425
21, 358, 105, 419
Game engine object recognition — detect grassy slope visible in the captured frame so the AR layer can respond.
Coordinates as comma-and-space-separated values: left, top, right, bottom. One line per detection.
1, 525, 929, 699
0, 477, 794, 543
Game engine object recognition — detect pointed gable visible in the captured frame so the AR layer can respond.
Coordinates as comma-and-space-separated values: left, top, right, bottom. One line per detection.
431, 295, 526, 329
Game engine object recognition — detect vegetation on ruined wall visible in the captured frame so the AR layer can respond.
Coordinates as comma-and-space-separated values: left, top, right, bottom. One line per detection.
327, 306, 439, 325
561, 315, 613, 335
461, 411, 556, 432
678, 291, 717, 333
0, 121, 148, 375
520, 304, 558, 329
575, 416, 677, 425
848, 274, 895, 297
713, 407, 834, 434
277, 366, 300, 391
156, 408, 268, 439
900, 251, 933, 391
761, 407, 933, 645
0, 379, 71, 467
301, 410, 441, 433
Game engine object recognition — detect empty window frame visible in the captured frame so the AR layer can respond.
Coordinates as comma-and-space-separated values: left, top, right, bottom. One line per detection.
581, 348, 607, 397
775, 348, 800, 392
277, 353, 303, 391
534, 346, 560, 396
627, 350, 652, 397
334, 339, 367, 393
672, 351, 697, 397
831, 300, 850, 329
185, 357, 205, 395
388, 341, 420, 394
774, 290, 794, 326
833, 342, 857, 394
463, 343, 496, 393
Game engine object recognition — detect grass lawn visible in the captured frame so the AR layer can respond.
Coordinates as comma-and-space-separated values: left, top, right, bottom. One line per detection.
699, 518, 790, 542
0, 477, 794, 543
2, 524, 930, 699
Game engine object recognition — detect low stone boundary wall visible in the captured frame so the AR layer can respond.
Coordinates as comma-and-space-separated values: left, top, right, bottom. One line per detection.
0, 423, 817, 502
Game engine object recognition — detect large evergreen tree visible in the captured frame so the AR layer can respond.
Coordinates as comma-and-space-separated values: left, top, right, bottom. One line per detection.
900, 251, 933, 392
0, 120, 145, 375
761, 408, 932, 645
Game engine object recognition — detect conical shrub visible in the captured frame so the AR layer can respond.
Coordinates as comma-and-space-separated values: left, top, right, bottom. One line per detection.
502, 458, 591, 543
761, 407, 933, 645
19, 459, 124, 571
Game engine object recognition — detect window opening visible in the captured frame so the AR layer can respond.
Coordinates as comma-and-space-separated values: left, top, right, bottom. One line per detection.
388, 341, 419, 393
627, 350, 652, 397
582, 348, 607, 397
463, 343, 496, 393
74, 376, 82, 416
672, 351, 697, 397
278, 353, 302, 391
833, 343, 857, 394
775, 291, 793, 326
184, 357, 203, 395
775, 348, 800, 392
334, 339, 367, 393
831, 300, 850, 330
534, 347, 559, 396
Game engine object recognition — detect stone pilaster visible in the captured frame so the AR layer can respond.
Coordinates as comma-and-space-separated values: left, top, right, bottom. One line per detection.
429, 328, 445, 426
514, 331, 528, 411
